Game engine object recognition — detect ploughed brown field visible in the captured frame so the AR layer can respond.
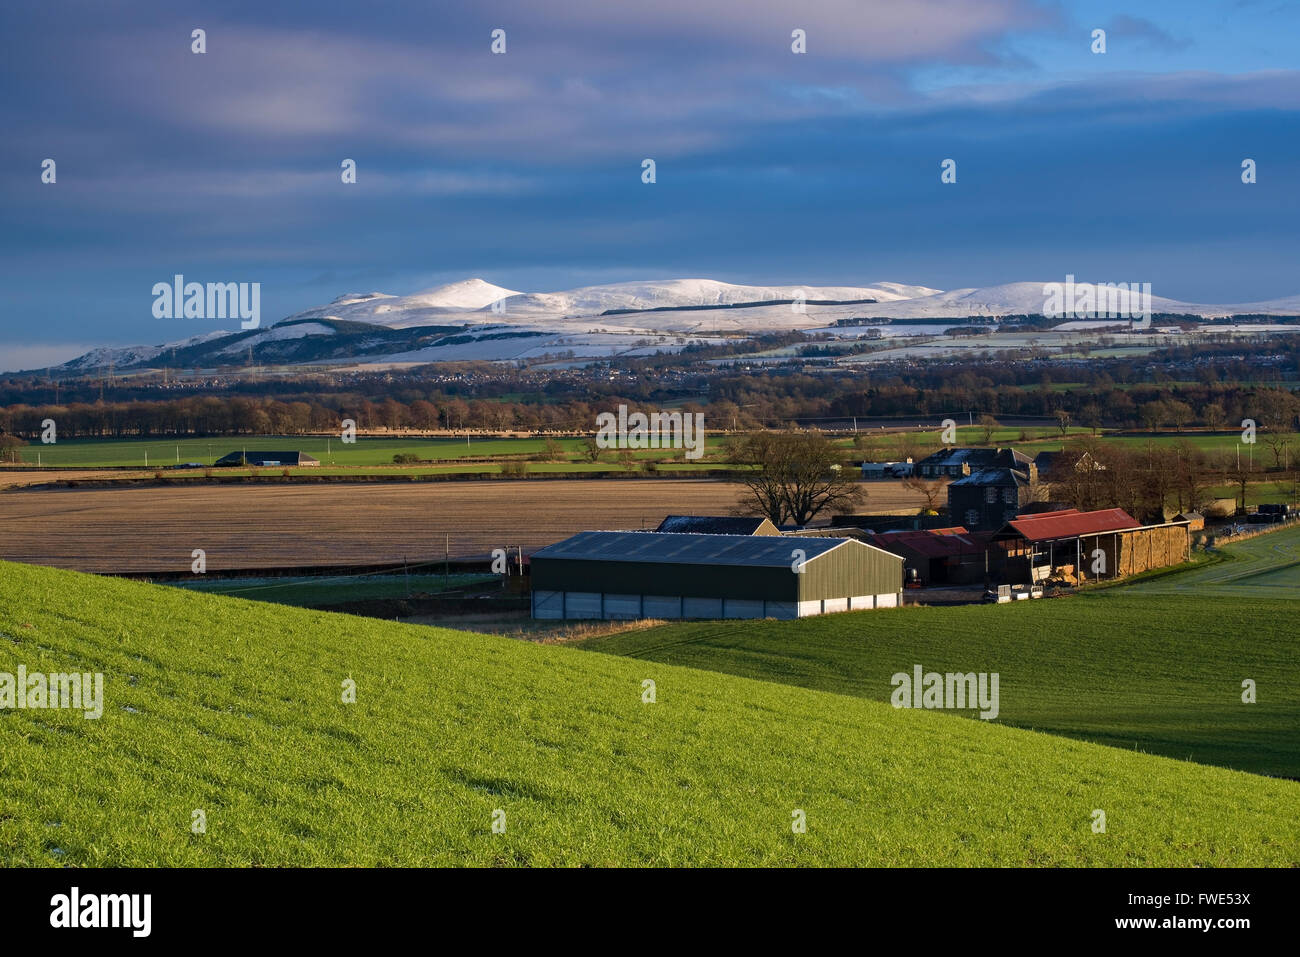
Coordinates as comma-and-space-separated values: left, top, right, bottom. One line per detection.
0, 479, 925, 573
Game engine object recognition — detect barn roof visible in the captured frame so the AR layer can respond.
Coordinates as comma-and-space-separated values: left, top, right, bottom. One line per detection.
214, 450, 319, 465
996, 508, 1139, 542
532, 531, 899, 567
872, 527, 989, 558
655, 515, 777, 535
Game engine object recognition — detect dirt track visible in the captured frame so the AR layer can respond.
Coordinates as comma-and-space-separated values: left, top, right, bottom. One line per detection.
0, 479, 925, 573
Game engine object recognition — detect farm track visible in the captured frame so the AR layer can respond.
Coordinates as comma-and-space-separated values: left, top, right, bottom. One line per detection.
0, 479, 925, 574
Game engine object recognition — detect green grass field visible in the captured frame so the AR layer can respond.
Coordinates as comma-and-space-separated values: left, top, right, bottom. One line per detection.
7, 435, 732, 469
1, 559, 1296, 865
580, 568, 1300, 778
1121, 524, 1300, 600
170, 572, 498, 607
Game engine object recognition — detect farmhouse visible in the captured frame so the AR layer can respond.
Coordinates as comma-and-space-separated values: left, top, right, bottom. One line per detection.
915, 447, 1034, 478
213, 450, 320, 467
948, 467, 1037, 531
655, 515, 779, 535
1033, 448, 1102, 481
531, 530, 904, 620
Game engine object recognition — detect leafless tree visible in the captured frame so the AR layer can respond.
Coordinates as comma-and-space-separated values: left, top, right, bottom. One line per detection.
733, 431, 864, 526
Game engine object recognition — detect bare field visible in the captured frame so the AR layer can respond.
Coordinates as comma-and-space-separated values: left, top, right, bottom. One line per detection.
0, 479, 925, 573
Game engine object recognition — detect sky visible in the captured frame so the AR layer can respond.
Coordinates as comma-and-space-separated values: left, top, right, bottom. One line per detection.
2, 0, 1299, 370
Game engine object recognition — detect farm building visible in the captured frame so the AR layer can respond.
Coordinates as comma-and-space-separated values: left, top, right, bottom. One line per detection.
869, 527, 991, 585
1033, 448, 1103, 481
992, 508, 1188, 583
1173, 511, 1205, 531
531, 530, 904, 620
915, 447, 1034, 478
214, 450, 320, 467
655, 515, 779, 535
859, 459, 913, 479
948, 467, 1038, 531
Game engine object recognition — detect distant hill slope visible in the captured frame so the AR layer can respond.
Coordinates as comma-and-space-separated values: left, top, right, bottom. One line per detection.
43, 275, 1300, 373
580, 589, 1300, 778
0, 560, 1296, 866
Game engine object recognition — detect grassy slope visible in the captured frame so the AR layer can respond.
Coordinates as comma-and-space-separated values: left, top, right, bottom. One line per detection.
0, 560, 1296, 867
170, 572, 498, 607
581, 592, 1300, 779
1120, 524, 1300, 600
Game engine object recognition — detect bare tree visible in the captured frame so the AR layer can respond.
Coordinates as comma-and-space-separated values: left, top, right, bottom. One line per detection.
580, 436, 604, 462
976, 414, 1000, 445
903, 475, 949, 512
733, 432, 864, 526
1054, 409, 1072, 436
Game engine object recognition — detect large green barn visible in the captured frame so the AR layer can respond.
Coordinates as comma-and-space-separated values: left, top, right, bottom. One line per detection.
531, 531, 904, 621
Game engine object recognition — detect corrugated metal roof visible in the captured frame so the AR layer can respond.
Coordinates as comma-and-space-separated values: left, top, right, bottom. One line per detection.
214, 450, 318, 465
873, 528, 987, 558
655, 515, 775, 535
531, 530, 889, 568
998, 508, 1139, 542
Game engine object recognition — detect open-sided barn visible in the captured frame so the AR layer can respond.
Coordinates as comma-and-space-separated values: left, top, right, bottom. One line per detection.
531, 530, 903, 621
992, 508, 1190, 582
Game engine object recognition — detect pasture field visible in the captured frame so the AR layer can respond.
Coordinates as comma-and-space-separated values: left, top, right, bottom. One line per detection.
1120, 524, 1300, 600
0, 435, 731, 468
859, 426, 1299, 459
1, 559, 1296, 866
580, 587, 1300, 778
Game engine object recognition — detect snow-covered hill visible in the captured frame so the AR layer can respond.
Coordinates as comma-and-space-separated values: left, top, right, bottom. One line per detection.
484, 278, 940, 318
56, 330, 235, 372
38, 275, 1300, 374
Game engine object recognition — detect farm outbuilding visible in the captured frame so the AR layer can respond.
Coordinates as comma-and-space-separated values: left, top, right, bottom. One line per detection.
214, 450, 320, 467
655, 515, 779, 535
531, 530, 904, 620
991, 508, 1193, 582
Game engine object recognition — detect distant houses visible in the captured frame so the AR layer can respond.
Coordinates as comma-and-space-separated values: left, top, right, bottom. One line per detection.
214, 450, 320, 467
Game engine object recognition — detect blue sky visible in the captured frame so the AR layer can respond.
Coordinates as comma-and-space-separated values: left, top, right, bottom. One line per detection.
2, 0, 1299, 369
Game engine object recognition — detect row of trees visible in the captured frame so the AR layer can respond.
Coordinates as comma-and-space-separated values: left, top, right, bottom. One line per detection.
1047, 439, 1296, 516
2, 382, 1296, 443
0, 396, 711, 441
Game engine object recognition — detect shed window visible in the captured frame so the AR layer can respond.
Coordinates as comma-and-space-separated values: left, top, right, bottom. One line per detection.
965, 509, 980, 527
985, 487, 998, 503
1003, 487, 1017, 504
